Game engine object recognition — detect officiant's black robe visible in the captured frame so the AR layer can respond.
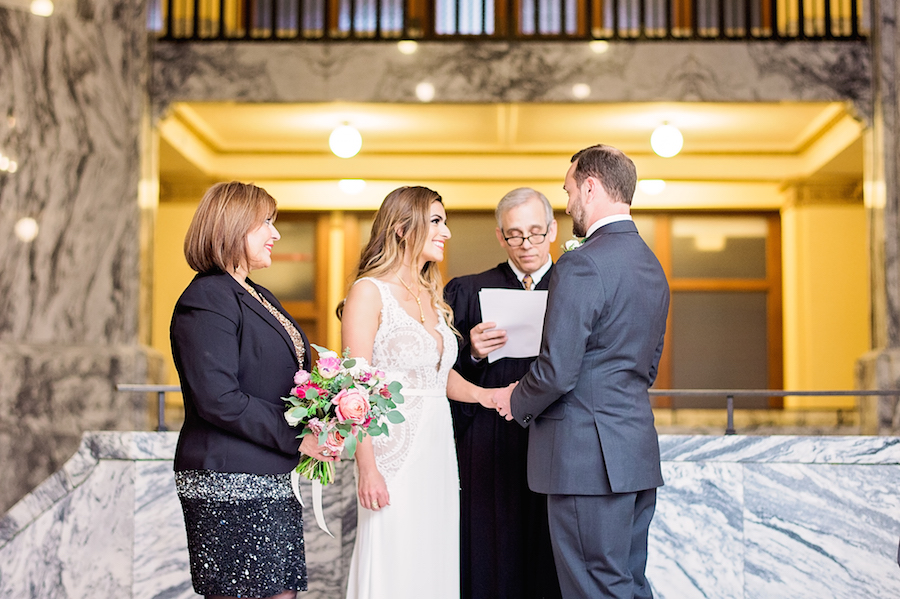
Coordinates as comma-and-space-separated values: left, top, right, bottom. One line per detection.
445, 262, 561, 599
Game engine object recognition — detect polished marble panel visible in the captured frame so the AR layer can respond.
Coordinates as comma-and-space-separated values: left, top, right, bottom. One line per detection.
4, 432, 899, 598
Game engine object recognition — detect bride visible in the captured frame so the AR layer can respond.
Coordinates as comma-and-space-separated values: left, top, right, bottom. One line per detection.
340, 186, 495, 599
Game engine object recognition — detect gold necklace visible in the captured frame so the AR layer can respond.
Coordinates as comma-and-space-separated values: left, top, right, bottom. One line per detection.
397, 274, 426, 323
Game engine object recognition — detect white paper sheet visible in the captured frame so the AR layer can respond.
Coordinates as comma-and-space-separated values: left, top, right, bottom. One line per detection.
478, 288, 549, 363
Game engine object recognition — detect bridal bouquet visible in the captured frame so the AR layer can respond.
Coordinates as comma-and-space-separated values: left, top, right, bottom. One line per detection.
283, 344, 405, 486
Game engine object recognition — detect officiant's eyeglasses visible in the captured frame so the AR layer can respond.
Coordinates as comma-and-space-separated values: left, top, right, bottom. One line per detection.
504, 231, 549, 247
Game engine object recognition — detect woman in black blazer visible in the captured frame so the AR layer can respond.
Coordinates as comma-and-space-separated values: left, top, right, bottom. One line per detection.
171, 182, 333, 599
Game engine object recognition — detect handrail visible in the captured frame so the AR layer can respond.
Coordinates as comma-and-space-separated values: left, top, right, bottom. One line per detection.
117, 384, 182, 432
649, 389, 900, 434
119, 383, 899, 435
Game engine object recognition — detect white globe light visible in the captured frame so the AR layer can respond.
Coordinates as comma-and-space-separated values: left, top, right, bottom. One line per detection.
638, 179, 666, 195
416, 82, 435, 103
15, 217, 39, 242
650, 124, 683, 158
329, 125, 362, 159
30, 0, 54, 16
338, 179, 367, 195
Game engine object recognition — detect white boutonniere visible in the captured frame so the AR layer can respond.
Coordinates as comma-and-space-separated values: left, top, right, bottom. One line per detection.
563, 238, 584, 252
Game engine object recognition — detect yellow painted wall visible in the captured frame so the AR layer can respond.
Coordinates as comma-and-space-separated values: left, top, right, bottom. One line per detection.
782, 197, 869, 408
153, 182, 870, 414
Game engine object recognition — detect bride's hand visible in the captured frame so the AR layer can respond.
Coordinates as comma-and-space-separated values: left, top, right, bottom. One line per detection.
358, 465, 390, 511
477, 387, 497, 409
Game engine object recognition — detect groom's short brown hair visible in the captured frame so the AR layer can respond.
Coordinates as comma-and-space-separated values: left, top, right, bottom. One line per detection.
571, 145, 637, 206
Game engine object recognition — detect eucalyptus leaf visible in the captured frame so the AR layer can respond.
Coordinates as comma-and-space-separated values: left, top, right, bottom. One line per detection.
344, 435, 358, 459
344, 358, 357, 368
387, 410, 405, 424
310, 343, 331, 355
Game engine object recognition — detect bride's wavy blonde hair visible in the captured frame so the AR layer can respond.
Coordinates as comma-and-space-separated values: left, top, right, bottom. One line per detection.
338, 186, 454, 326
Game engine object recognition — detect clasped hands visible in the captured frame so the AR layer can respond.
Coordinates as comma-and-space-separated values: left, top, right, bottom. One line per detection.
480, 381, 518, 421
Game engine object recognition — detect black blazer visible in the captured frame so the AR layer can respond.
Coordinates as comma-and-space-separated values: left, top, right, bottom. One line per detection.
171, 270, 312, 475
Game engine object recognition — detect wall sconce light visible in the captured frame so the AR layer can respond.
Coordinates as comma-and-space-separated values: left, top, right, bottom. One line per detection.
15, 217, 39, 242
329, 124, 362, 159
650, 123, 683, 158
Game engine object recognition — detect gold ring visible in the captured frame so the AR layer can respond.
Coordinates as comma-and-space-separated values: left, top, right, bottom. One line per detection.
372, 500, 379, 509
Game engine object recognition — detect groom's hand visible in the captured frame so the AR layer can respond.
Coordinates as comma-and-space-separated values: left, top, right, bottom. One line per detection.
494, 382, 517, 421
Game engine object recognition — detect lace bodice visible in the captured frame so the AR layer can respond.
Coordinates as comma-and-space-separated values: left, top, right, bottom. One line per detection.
357, 277, 458, 481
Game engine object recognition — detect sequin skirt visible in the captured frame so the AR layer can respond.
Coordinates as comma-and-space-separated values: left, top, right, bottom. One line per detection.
175, 470, 308, 597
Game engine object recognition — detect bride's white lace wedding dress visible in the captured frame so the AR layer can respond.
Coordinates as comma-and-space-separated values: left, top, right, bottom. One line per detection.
346, 278, 460, 599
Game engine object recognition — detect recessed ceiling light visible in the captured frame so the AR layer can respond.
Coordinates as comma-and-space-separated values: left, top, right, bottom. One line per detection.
572, 83, 591, 99
589, 40, 609, 54
397, 40, 418, 55
338, 179, 367, 195
638, 179, 666, 195
30, 0, 53, 16
416, 82, 435, 102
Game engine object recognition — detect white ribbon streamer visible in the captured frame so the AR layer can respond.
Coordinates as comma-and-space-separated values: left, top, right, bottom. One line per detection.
290, 468, 334, 538
290, 469, 304, 507
312, 481, 333, 538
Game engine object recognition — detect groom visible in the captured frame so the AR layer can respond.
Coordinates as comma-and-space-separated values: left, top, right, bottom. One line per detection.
494, 144, 669, 598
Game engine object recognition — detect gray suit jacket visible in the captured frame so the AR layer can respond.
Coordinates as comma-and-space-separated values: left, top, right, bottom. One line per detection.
510, 220, 669, 495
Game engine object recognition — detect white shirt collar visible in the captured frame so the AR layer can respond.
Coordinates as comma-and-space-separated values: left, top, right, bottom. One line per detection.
508, 256, 553, 287
585, 214, 633, 239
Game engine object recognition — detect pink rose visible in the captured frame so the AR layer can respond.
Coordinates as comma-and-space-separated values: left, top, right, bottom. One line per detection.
379, 386, 392, 398
317, 356, 342, 379
294, 370, 311, 386
332, 388, 371, 425
325, 430, 345, 454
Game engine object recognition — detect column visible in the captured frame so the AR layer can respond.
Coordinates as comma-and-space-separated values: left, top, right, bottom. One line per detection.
0, 0, 163, 512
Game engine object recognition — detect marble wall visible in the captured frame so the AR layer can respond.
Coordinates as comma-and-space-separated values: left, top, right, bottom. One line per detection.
2, 432, 898, 598
0, 0, 894, 521
151, 40, 872, 118
0, 0, 165, 513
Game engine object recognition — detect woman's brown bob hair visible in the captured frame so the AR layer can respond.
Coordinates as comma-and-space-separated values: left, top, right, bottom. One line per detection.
184, 182, 278, 274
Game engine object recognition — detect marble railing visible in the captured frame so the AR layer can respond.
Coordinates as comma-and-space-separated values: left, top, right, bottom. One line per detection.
1, 432, 898, 598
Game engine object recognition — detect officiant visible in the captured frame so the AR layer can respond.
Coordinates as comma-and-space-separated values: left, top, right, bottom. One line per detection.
445, 187, 562, 599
